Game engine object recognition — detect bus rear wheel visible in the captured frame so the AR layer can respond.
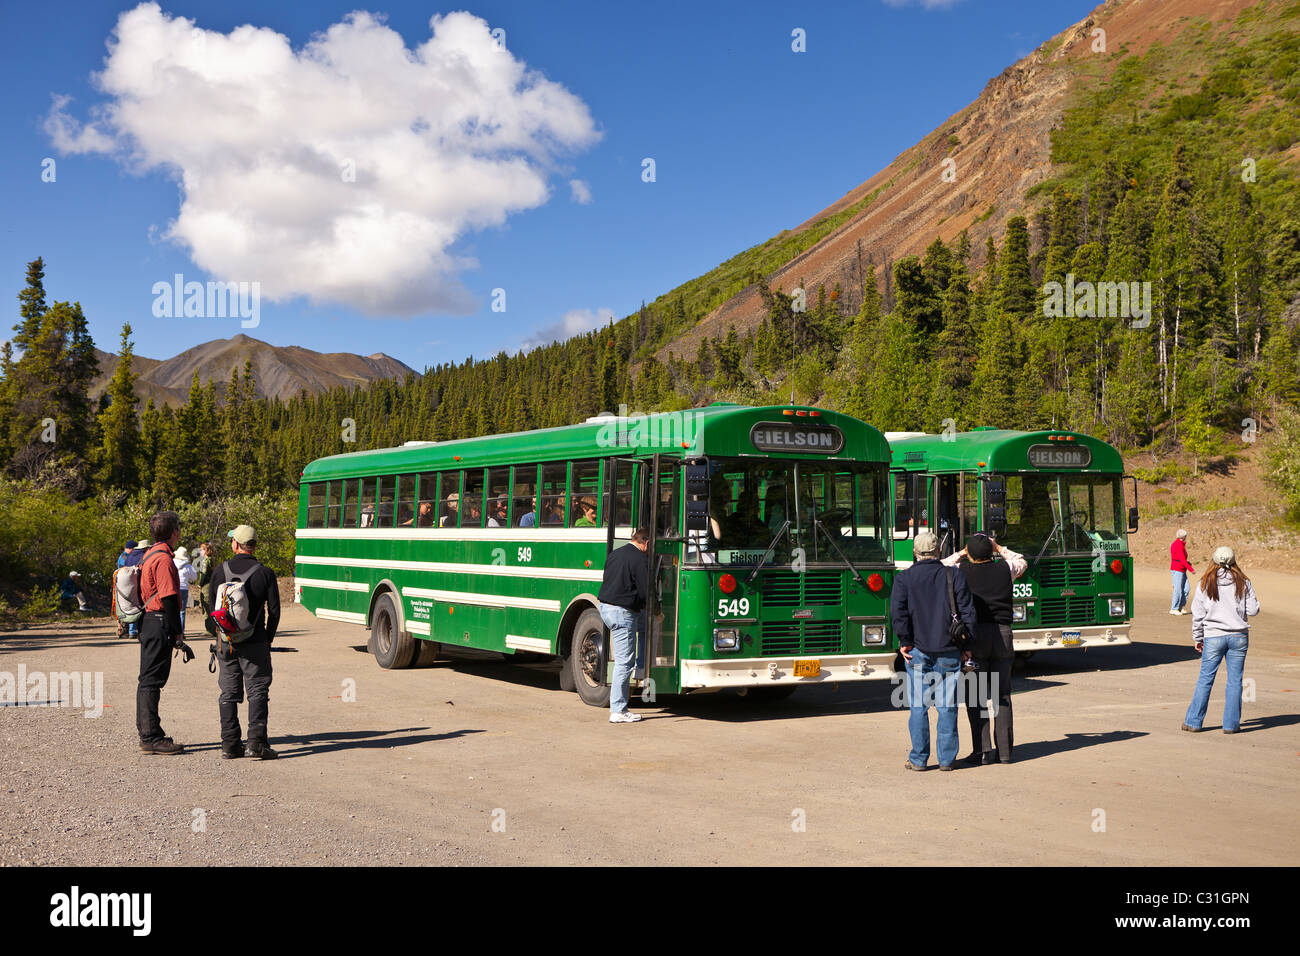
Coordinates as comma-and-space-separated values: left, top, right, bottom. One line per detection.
569, 608, 610, 708
371, 593, 415, 669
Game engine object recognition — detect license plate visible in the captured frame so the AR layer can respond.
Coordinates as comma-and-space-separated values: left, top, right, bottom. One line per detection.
794, 659, 820, 678
1062, 631, 1083, 646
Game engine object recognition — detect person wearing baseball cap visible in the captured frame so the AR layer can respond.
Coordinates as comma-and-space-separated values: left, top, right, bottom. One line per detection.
206, 523, 280, 759
1182, 546, 1259, 734
892, 529, 978, 771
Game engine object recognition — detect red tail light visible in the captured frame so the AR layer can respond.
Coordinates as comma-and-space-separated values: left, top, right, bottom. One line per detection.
867, 573, 885, 592
718, 573, 737, 594
1110, 559, 1123, 575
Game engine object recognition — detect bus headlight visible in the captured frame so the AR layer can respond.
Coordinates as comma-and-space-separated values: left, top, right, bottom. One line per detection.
713, 628, 740, 651
861, 624, 885, 646
1012, 604, 1026, 622
1108, 598, 1126, 617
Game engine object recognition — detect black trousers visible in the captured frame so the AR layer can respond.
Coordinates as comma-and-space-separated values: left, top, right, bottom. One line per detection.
964, 623, 1014, 760
137, 612, 173, 743
217, 639, 273, 746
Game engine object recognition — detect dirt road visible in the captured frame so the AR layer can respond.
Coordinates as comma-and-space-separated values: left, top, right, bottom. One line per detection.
2, 566, 1296, 866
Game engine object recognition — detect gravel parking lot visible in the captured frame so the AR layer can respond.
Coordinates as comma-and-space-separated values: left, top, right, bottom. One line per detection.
2, 566, 1296, 866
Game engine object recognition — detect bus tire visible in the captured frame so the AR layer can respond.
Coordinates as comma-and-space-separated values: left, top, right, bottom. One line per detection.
569, 608, 611, 708
413, 638, 441, 667
371, 593, 416, 670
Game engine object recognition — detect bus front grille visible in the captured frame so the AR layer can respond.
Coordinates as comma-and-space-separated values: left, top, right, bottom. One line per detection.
759, 620, 844, 656
760, 570, 843, 607
1039, 596, 1095, 627
1038, 560, 1094, 588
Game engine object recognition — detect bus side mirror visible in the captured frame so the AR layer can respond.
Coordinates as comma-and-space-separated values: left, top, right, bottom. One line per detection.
1128, 506, 1139, 533
684, 461, 710, 532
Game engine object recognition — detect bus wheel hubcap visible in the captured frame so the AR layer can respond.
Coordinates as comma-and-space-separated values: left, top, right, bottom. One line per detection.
578, 630, 601, 685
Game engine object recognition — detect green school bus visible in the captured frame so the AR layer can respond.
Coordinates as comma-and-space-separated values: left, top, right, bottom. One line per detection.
887, 428, 1138, 653
295, 404, 898, 706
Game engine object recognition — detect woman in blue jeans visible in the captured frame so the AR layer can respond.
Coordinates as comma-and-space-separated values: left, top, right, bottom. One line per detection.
1182, 547, 1260, 734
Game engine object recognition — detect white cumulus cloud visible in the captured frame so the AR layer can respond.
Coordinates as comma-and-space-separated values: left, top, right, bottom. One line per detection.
568, 179, 592, 204
520, 306, 614, 352
46, 3, 601, 316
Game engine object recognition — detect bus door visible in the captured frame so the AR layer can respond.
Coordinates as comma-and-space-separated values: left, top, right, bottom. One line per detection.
933, 474, 960, 558
648, 455, 681, 684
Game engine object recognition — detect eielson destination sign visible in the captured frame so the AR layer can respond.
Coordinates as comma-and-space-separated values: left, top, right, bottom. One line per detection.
749, 422, 844, 454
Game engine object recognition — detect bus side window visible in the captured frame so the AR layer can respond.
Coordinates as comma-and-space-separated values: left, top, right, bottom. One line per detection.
307, 482, 327, 529
513, 464, 539, 527
656, 466, 679, 536
359, 477, 377, 528
540, 463, 567, 527
326, 480, 342, 528
341, 478, 360, 529
438, 471, 462, 527
486, 467, 510, 527
395, 474, 415, 527
378, 475, 396, 527
570, 460, 600, 527
462, 469, 486, 528
416, 472, 437, 527
606, 459, 635, 529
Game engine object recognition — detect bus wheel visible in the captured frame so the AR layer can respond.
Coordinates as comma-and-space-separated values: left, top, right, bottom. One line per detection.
371, 593, 415, 669
569, 608, 611, 708
413, 638, 441, 668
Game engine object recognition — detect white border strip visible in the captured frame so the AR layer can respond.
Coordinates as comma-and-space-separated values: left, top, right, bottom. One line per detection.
315, 608, 366, 624
400, 586, 561, 613
294, 577, 370, 592
296, 527, 611, 543
407, 621, 431, 636
505, 634, 552, 653
294, 554, 602, 582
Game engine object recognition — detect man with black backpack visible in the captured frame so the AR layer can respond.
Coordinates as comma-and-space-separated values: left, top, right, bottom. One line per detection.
137, 513, 188, 755
206, 524, 281, 760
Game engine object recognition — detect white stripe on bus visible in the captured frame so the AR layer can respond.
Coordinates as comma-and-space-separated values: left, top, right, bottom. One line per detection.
400, 586, 561, 613
314, 608, 367, 624
407, 621, 431, 636
295, 527, 613, 543
505, 634, 552, 653
294, 577, 370, 592
294, 554, 603, 582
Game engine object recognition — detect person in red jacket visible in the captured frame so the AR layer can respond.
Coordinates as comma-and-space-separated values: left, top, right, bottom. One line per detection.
1170, 529, 1195, 615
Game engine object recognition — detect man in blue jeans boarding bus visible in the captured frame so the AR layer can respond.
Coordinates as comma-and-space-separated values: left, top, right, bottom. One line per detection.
598, 528, 651, 723
891, 529, 978, 770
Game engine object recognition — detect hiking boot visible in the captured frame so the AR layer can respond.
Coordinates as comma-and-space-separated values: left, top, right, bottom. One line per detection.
221, 744, 246, 759
140, 737, 186, 755
246, 742, 278, 760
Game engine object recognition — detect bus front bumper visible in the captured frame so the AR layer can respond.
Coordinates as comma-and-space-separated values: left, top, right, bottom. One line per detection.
680, 653, 898, 689
1014, 623, 1131, 651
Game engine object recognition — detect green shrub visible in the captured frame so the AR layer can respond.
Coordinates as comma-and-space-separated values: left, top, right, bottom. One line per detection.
1263, 407, 1300, 521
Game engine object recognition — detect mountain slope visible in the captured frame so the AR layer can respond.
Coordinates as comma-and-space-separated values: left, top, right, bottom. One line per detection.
647, 0, 1266, 362
91, 334, 416, 406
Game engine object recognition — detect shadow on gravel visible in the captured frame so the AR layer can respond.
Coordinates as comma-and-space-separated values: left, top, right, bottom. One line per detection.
1017, 641, 1199, 676
1007, 730, 1147, 762
0, 633, 133, 652
271, 727, 485, 758
1190, 713, 1300, 734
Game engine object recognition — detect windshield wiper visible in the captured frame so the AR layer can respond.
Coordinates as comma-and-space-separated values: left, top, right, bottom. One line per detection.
813, 518, 865, 585
1031, 519, 1062, 569
747, 519, 791, 584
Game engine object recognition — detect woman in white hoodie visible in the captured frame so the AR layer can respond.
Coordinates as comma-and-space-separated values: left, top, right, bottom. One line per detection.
1182, 547, 1260, 734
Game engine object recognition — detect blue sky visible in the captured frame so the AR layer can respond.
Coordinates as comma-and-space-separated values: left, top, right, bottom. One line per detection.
0, 0, 1097, 371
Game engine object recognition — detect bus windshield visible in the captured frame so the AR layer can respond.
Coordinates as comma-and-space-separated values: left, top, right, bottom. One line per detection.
998, 473, 1127, 557
687, 457, 891, 566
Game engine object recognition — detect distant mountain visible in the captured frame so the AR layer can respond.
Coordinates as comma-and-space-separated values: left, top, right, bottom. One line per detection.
91, 334, 417, 406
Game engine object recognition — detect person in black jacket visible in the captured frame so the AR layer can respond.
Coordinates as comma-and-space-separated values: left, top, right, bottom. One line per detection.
207, 524, 280, 759
891, 530, 978, 771
943, 533, 1027, 765
597, 528, 650, 723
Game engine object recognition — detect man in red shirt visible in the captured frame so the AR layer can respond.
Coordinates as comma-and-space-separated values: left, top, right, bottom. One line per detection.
137, 511, 187, 754
1170, 528, 1195, 615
